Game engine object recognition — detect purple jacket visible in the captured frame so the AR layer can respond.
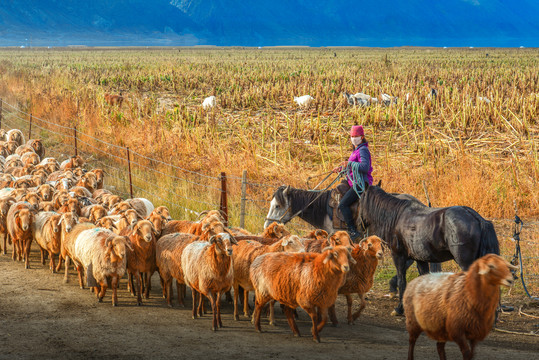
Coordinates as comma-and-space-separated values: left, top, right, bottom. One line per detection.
347, 142, 373, 187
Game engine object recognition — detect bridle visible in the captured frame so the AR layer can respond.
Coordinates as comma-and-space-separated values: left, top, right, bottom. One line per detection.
265, 173, 343, 225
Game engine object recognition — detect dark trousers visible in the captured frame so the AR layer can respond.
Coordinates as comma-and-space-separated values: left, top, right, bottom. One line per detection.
338, 185, 361, 229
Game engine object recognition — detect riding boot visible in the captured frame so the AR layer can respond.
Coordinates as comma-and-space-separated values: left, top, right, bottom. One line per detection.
347, 225, 361, 242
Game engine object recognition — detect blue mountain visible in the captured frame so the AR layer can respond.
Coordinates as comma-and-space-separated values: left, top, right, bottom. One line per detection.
0, 0, 537, 47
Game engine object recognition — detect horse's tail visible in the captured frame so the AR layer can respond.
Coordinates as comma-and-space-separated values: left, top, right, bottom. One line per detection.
464, 207, 500, 257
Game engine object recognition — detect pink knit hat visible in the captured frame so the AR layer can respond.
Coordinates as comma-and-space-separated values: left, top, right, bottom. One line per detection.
350, 125, 364, 137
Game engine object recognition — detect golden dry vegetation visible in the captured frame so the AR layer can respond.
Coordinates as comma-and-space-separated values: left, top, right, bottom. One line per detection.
0, 47, 537, 295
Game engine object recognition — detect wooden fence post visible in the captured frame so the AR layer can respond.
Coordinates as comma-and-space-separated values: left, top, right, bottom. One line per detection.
220, 172, 228, 227
127, 147, 134, 199
29, 113, 32, 139
240, 170, 247, 229
74, 126, 78, 156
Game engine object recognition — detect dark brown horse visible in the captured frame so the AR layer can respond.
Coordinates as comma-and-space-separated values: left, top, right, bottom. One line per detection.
357, 184, 500, 315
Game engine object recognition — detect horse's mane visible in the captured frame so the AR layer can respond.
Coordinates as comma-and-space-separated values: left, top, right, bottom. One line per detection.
361, 186, 410, 242
275, 185, 331, 226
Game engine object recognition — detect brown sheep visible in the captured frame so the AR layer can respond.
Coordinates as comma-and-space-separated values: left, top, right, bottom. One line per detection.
90, 169, 105, 189
12, 177, 34, 189
58, 197, 81, 216
69, 186, 93, 198
404, 254, 518, 360
182, 233, 238, 330
147, 212, 166, 239
105, 195, 122, 210
149, 206, 172, 221
156, 232, 197, 307
114, 209, 141, 234
39, 201, 55, 212
121, 220, 157, 305
95, 216, 118, 232
7, 202, 36, 269
81, 204, 108, 223
304, 229, 329, 241
60, 155, 84, 170
161, 220, 193, 236
26, 139, 45, 159
303, 231, 353, 253
4, 140, 19, 155
260, 222, 290, 239
75, 173, 97, 192
21, 152, 40, 166
250, 246, 355, 342
32, 212, 62, 272
92, 188, 112, 203
22, 192, 40, 208
328, 235, 384, 325
232, 235, 305, 321
36, 183, 54, 201
109, 200, 133, 215
0, 196, 16, 254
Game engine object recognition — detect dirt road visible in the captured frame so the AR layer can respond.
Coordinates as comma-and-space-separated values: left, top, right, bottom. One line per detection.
1, 251, 538, 360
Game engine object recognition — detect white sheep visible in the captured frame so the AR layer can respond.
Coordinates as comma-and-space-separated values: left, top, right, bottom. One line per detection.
74, 228, 132, 306
202, 96, 216, 110
5, 129, 25, 146
294, 95, 314, 108
343, 92, 373, 107
381, 93, 398, 106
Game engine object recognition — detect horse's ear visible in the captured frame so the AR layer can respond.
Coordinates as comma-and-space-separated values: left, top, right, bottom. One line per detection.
376, 180, 382, 187
284, 185, 291, 197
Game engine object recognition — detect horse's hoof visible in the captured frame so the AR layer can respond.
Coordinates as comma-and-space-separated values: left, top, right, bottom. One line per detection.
313, 337, 320, 343
391, 309, 404, 317
387, 292, 397, 299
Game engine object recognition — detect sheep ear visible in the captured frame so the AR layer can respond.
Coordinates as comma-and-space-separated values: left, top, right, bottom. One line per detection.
57, 217, 64, 226
122, 238, 134, 252
323, 251, 334, 264
478, 262, 492, 275
229, 235, 238, 245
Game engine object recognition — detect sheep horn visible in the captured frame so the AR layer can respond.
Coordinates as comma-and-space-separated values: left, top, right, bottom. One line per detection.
197, 210, 209, 219
209, 235, 216, 244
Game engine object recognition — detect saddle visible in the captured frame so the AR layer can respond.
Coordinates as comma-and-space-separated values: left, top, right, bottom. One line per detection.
328, 180, 360, 230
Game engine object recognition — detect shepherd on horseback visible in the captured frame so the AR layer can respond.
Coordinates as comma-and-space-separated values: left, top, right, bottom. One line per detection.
333, 125, 373, 241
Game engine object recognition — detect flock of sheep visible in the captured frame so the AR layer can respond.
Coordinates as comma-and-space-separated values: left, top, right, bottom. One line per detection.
200, 88, 492, 110
0, 126, 517, 356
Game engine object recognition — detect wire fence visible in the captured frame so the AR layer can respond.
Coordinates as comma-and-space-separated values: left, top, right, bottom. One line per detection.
0, 97, 537, 298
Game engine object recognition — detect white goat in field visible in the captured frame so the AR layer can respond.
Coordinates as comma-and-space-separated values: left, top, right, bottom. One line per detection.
294, 95, 314, 108
381, 93, 398, 106
202, 96, 216, 110
343, 92, 374, 107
